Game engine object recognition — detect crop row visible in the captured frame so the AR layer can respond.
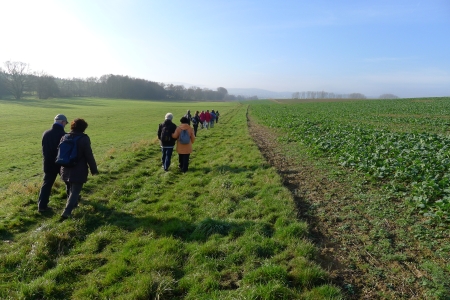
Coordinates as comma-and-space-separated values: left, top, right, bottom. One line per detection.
250, 98, 450, 223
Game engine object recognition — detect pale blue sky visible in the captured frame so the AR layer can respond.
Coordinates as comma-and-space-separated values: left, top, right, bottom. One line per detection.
1, 0, 449, 97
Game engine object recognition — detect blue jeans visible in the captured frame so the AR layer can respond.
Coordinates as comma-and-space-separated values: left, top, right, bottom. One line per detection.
161, 147, 174, 171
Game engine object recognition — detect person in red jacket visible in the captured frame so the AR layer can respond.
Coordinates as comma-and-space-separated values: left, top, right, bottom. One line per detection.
204, 110, 211, 129
199, 110, 205, 129
172, 117, 195, 173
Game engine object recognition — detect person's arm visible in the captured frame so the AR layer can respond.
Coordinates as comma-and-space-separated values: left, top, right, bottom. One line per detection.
83, 136, 99, 175
172, 127, 180, 139
157, 124, 162, 140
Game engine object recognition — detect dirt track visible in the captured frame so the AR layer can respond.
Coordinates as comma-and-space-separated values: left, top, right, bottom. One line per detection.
247, 113, 426, 299
247, 117, 353, 282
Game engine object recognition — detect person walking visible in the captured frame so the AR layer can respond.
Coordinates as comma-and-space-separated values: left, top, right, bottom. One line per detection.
210, 110, 216, 128
215, 110, 220, 123
204, 110, 211, 129
199, 110, 205, 129
157, 113, 177, 171
38, 114, 69, 212
60, 118, 98, 219
184, 110, 192, 125
172, 117, 195, 173
191, 111, 200, 136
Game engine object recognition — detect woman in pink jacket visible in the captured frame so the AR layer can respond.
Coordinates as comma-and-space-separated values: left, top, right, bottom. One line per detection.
172, 116, 195, 172
199, 111, 205, 129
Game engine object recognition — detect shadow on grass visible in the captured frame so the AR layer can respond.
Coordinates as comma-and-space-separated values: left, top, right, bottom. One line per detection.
189, 163, 270, 174
81, 199, 254, 243
0, 229, 14, 241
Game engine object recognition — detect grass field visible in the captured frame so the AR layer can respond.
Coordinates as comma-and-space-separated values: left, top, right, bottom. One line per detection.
0, 98, 341, 299
0, 98, 233, 189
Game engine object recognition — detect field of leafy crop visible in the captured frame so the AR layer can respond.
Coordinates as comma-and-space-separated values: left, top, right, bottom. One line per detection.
250, 98, 450, 225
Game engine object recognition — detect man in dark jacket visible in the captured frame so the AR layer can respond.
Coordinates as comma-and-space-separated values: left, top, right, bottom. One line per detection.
184, 110, 192, 125
38, 114, 68, 212
60, 118, 98, 219
157, 113, 177, 171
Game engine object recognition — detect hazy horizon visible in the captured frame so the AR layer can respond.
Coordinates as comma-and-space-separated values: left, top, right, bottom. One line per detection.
1, 0, 449, 98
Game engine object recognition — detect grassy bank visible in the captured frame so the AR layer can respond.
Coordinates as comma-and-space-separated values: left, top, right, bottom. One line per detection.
0, 98, 341, 299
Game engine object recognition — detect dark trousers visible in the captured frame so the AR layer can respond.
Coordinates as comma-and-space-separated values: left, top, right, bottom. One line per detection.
193, 124, 198, 136
178, 154, 190, 173
38, 171, 58, 209
161, 147, 174, 171
62, 182, 83, 217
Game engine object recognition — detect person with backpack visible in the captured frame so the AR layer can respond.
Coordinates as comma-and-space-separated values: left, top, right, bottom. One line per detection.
191, 111, 200, 136
172, 116, 195, 173
210, 110, 216, 128
60, 118, 98, 219
38, 114, 68, 212
215, 110, 220, 123
184, 110, 192, 125
157, 113, 177, 171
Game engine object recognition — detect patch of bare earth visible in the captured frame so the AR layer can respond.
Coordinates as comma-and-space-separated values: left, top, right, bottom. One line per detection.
247, 115, 428, 299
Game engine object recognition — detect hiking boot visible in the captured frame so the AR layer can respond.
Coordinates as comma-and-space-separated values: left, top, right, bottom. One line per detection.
59, 214, 69, 221
38, 207, 52, 213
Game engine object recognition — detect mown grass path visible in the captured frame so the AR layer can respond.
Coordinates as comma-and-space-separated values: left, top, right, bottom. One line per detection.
1, 103, 342, 299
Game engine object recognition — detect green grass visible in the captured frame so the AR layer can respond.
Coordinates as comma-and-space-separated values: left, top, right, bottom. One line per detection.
249, 98, 450, 299
0, 98, 341, 299
0, 97, 233, 189
249, 98, 450, 223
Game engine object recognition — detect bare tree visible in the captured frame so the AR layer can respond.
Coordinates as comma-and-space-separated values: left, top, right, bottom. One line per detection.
2, 61, 30, 99
33, 71, 59, 99
292, 92, 300, 99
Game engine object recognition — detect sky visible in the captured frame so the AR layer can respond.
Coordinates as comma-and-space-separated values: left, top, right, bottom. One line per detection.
1, 0, 449, 98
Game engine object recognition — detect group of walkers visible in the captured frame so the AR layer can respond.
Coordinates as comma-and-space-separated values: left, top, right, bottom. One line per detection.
183, 109, 220, 136
37, 108, 220, 219
157, 109, 220, 173
38, 114, 98, 220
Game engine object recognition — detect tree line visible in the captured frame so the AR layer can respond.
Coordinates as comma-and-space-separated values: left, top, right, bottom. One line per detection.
0, 61, 257, 101
291, 91, 399, 100
1, 61, 399, 101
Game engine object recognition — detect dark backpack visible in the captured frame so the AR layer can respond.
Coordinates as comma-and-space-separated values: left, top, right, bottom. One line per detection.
160, 124, 173, 143
179, 129, 190, 144
191, 116, 198, 125
55, 134, 83, 167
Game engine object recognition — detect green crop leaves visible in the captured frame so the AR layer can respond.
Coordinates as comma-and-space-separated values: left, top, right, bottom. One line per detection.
251, 98, 450, 224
